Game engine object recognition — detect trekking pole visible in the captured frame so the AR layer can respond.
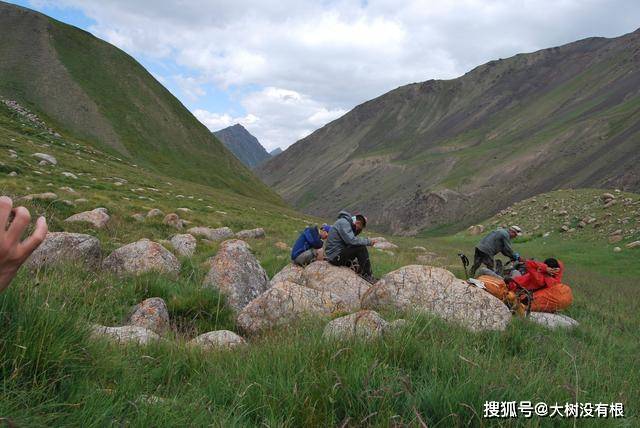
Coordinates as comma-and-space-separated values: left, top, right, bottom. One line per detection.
458, 253, 470, 279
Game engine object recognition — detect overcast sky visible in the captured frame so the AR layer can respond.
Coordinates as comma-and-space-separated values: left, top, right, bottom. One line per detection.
13, 0, 640, 150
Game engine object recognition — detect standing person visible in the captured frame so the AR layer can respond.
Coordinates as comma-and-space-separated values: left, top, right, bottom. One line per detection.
325, 210, 377, 282
291, 224, 331, 266
470, 226, 522, 277
0, 196, 48, 294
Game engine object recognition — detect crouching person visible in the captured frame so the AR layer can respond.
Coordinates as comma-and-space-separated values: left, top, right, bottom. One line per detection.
325, 211, 377, 283
291, 224, 331, 266
509, 258, 573, 312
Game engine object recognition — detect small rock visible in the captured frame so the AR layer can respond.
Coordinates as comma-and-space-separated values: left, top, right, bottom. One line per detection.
8, 171, 17, 177
613, 247, 622, 253
61, 172, 78, 179
412, 246, 427, 252
176, 207, 192, 213
323, 310, 390, 340
373, 241, 399, 251
188, 226, 234, 241
90, 325, 159, 345
560, 225, 569, 232
127, 297, 170, 334
236, 228, 266, 239
163, 213, 184, 229
20, 192, 58, 201
170, 234, 197, 257
103, 239, 180, 277
604, 200, 617, 208
188, 330, 246, 350
528, 312, 579, 329
601, 192, 615, 201
65, 208, 110, 228
147, 208, 164, 218
626, 240, 640, 249
131, 213, 146, 222
466, 225, 485, 235
33, 153, 57, 165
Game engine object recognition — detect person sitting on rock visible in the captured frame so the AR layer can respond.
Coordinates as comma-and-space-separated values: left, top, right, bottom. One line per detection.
470, 225, 522, 277
0, 196, 48, 294
508, 257, 573, 312
325, 211, 377, 282
291, 224, 331, 266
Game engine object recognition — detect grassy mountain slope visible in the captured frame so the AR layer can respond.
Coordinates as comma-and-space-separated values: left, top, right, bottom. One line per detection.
0, 1, 280, 204
1, 101, 639, 424
214, 123, 271, 169
258, 28, 640, 234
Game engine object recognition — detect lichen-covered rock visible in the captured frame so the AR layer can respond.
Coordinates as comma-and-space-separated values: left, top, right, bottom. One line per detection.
361, 265, 511, 332
20, 192, 58, 201
373, 241, 399, 251
467, 225, 485, 235
147, 208, 164, 218
188, 330, 246, 350
127, 297, 170, 334
237, 281, 347, 335
528, 312, 579, 329
303, 261, 370, 311
188, 226, 234, 241
163, 213, 184, 229
270, 263, 305, 286
323, 310, 389, 340
170, 234, 197, 257
103, 239, 180, 277
90, 325, 160, 345
236, 228, 266, 239
203, 239, 269, 312
131, 213, 146, 222
25, 232, 101, 270
65, 207, 110, 228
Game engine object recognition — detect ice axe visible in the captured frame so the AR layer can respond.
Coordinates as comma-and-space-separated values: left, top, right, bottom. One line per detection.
458, 253, 470, 279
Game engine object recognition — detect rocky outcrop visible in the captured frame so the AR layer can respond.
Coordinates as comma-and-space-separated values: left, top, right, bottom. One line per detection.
236, 228, 266, 239
203, 240, 269, 312
170, 234, 196, 257
25, 232, 101, 270
65, 207, 110, 228
90, 325, 160, 345
188, 330, 246, 350
361, 265, 511, 331
127, 297, 170, 334
528, 312, 579, 329
237, 281, 347, 335
103, 239, 180, 277
188, 226, 234, 241
303, 261, 370, 311
323, 310, 389, 340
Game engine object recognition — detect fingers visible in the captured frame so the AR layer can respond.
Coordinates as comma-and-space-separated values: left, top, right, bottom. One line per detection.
18, 216, 48, 259
0, 196, 12, 236
5, 206, 31, 244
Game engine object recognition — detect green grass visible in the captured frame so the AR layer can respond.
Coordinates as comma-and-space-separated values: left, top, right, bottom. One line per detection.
1, 102, 639, 426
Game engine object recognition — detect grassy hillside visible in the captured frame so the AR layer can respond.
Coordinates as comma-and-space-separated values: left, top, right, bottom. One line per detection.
1, 101, 638, 425
258, 28, 640, 234
0, 1, 280, 204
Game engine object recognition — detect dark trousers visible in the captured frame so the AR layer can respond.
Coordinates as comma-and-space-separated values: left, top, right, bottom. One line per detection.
470, 247, 494, 277
330, 245, 373, 278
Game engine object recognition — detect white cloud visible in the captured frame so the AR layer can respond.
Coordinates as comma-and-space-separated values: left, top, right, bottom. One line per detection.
173, 75, 206, 101
35, 0, 640, 149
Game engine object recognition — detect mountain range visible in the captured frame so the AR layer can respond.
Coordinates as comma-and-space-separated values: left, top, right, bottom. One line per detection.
258, 28, 640, 234
214, 124, 271, 169
0, 1, 280, 205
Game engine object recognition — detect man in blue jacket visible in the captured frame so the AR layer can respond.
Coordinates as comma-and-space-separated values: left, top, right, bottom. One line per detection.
291, 224, 331, 266
325, 210, 377, 282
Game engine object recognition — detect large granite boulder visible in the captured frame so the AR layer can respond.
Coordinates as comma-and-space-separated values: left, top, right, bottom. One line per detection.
203, 239, 269, 312
270, 263, 305, 285
528, 312, 579, 329
303, 261, 370, 311
323, 310, 390, 340
127, 297, 170, 334
65, 207, 110, 228
188, 226, 234, 241
237, 281, 348, 335
103, 239, 180, 277
188, 330, 246, 351
361, 265, 511, 332
25, 232, 101, 270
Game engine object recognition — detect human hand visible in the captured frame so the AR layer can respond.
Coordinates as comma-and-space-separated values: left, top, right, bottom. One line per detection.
369, 239, 377, 246
0, 196, 48, 293
546, 267, 560, 276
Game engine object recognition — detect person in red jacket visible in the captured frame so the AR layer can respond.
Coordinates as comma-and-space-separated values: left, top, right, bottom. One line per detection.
508, 258, 573, 312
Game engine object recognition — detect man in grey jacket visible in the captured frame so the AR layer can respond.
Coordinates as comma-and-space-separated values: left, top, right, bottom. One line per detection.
470, 226, 522, 277
325, 210, 377, 282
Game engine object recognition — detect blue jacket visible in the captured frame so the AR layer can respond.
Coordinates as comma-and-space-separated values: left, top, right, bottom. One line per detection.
291, 226, 324, 260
